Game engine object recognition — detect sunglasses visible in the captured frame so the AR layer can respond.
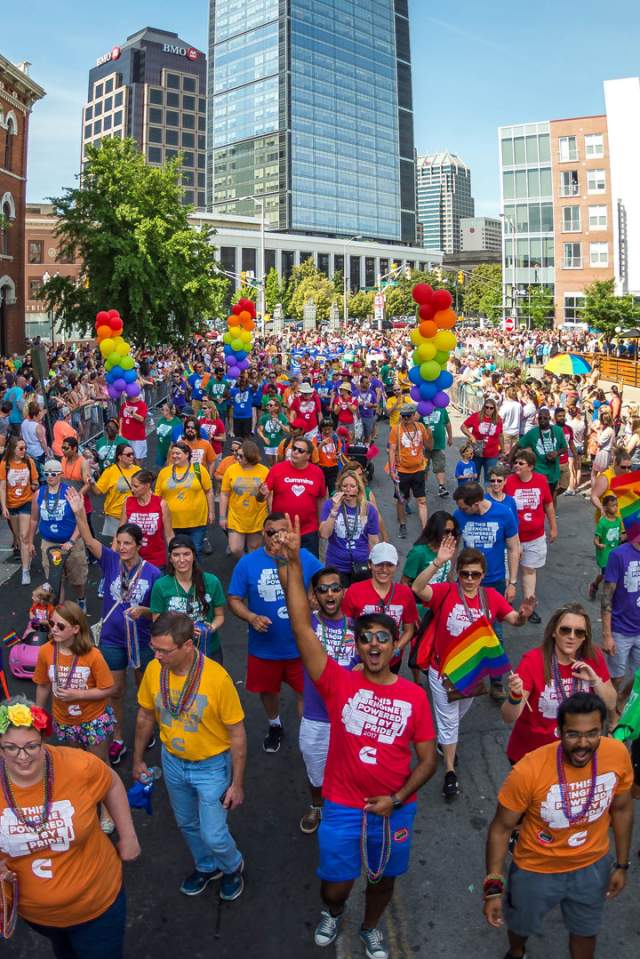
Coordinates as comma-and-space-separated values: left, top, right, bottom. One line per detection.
514, 460, 528, 467
315, 583, 344, 596
444, 527, 457, 534
292, 446, 308, 454
264, 528, 282, 538
484, 405, 496, 410
459, 570, 483, 580
49, 620, 69, 631
489, 477, 504, 483
44, 471, 62, 478
359, 629, 394, 645
557, 625, 587, 640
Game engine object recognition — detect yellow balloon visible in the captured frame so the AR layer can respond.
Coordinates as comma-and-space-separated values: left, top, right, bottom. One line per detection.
116, 341, 131, 356
410, 329, 423, 347
99, 338, 115, 357
434, 330, 457, 353
417, 341, 437, 362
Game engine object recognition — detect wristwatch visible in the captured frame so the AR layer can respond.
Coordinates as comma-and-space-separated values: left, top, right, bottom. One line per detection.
508, 581, 518, 586
390, 794, 403, 810
613, 861, 631, 870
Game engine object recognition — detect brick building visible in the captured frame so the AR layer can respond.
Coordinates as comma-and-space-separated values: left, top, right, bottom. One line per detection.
0, 54, 45, 354
24, 203, 82, 341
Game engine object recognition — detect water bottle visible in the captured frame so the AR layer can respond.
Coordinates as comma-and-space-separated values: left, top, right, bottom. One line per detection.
139, 766, 162, 785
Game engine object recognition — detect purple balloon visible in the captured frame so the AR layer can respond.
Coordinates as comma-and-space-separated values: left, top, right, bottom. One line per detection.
417, 400, 432, 416
433, 391, 450, 409
107, 384, 120, 400
410, 386, 421, 403
113, 378, 126, 393
228, 366, 241, 379
126, 382, 141, 398
238, 358, 250, 371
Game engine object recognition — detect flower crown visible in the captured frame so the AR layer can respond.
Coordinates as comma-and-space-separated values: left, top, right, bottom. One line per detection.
0, 700, 52, 737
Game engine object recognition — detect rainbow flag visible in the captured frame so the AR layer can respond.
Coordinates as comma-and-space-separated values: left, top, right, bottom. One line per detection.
441, 617, 510, 694
1, 631, 19, 648
610, 469, 640, 541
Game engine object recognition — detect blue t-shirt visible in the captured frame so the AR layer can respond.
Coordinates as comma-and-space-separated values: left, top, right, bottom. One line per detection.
487, 492, 518, 525
453, 500, 518, 585
455, 460, 478, 484
99, 547, 162, 649
4, 386, 24, 425
230, 387, 254, 419
188, 372, 208, 401
228, 546, 323, 659
37, 482, 77, 543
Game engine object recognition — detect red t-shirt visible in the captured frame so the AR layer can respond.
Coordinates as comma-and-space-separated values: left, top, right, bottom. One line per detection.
504, 472, 552, 543
334, 397, 357, 424
119, 399, 148, 441
427, 582, 513, 672
125, 495, 166, 568
265, 461, 326, 534
199, 417, 226, 455
314, 657, 435, 807
559, 423, 574, 465
343, 579, 419, 663
291, 395, 321, 432
463, 412, 503, 458
507, 646, 610, 763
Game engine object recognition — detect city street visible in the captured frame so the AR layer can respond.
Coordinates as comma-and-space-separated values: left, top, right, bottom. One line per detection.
3, 413, 640, 959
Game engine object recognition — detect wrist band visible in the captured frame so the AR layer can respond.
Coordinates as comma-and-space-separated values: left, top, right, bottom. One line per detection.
507, 695, 523, 706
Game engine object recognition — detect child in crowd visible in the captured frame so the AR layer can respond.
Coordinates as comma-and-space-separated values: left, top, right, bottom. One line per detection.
24, 583, 55, 642
455, 441, 479, 486
589, 493, 624, 600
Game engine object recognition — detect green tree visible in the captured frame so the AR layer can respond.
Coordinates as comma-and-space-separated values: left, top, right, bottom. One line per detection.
332, 269, 344, 295
348, 290, 374, 320
264, 267, 284, 313
289, 273, 337, 322
39, 137, 228, 344
464, 263, 502, 321
582, 279, 639, 342
524, 286, 555, 330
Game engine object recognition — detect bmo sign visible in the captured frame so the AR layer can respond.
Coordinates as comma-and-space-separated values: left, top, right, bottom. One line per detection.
96, 46, 121, 67
162, 43, 200, 61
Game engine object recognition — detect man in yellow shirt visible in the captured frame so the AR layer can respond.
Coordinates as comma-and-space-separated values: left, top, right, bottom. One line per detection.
134, 612, 246, 901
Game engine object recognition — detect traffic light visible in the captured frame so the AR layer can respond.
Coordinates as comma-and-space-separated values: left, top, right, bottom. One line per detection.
240, 271, 247, 286
458, 271, 465, 286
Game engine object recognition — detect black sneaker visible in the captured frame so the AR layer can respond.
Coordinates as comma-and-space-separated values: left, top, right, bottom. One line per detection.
399, 524, 407, 539
180, 868, 222, 896
263, 724, 284, 753
438, 485, 449, 497
442, 770, 459, 800
528, 611, 541, 625
202, 537, 213, 556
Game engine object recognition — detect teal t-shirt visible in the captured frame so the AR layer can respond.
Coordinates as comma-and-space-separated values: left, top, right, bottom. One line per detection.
150, 572, 226, 654
156, 417, 182, 463
519, 425, 567, 484
595, 516, 623, 569
421, 408, 450, 451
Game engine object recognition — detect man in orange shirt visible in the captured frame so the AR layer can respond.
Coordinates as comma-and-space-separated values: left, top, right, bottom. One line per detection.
483, 692, 633, 959
388, 405, 432, 537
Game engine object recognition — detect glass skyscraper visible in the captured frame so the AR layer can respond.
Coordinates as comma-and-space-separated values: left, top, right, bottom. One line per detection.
416, 153, 475, 253
207, 0, 416, 244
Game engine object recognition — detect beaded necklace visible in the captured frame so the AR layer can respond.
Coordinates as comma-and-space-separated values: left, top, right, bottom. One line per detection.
551, 653, 581, 703
171, 463, 191, 485
360, 811, 392, 884
160, 651, 204, 718
555, 743, 598, 825
0, 750, 54, 836
53, 643, 79, 690
0, 875, 18, 940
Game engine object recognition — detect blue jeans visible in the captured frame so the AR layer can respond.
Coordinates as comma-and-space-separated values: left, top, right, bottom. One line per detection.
161, 747, 243, 875
27, 886, 126, 959
173, 525, 207, 559
473, 455, 499, 483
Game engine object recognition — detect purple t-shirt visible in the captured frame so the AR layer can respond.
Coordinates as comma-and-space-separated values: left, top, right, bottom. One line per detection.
359, 386, 379, 419
320, 500, 381, 572
604, 542, 640, 636
99, 547, 162, 648
303, 613, 356, 721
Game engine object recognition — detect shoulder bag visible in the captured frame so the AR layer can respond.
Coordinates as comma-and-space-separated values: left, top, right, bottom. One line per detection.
341, 504, 369, 583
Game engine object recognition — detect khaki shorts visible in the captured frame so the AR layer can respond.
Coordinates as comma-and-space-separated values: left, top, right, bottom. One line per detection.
557, 461, 571, 492
520, 534, 547, 570
41, 538, 88, 589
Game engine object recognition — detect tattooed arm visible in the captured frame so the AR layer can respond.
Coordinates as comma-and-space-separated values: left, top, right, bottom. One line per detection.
601, 581, 616, 655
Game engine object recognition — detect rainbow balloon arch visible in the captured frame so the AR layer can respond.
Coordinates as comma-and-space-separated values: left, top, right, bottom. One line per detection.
94, 309, 142, 401
408, 284, 457, 415
222, 298, 257, 379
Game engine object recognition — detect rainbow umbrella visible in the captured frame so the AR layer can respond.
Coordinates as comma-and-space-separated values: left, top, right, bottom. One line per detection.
544, 353, 592, 376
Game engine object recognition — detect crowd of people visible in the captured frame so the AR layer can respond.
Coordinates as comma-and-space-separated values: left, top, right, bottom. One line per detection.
0, 324, 638, 959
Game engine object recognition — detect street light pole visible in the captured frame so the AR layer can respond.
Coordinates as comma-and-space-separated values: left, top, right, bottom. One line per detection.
342, 234, 362, 328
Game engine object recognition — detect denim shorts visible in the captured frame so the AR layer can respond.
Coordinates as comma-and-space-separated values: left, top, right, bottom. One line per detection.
101, 642, 154, 672
317, 799, 416, 882
8, 501, 32, 516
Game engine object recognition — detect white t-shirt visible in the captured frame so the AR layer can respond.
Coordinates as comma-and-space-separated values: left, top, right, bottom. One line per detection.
500, 399, 521, 434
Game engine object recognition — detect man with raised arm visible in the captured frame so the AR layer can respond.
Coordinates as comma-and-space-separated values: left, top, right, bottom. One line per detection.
275, 515, 437, 959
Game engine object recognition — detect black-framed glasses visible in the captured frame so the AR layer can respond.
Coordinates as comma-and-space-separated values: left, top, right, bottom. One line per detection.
514, 460, 528, 467
444, 526, 457, 534
315, 583, 343, 595
459, 570, 483, 580
264, 529, 282, 538
292, 446, 308, 454
358, 629, 394, 645
0, 742, 42, 757
489, 477, 504, 483
121, 451, 134, 457
557, 625, 587, 640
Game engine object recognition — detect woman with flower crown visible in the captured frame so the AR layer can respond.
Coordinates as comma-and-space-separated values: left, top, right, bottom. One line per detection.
0, 696, 139, 955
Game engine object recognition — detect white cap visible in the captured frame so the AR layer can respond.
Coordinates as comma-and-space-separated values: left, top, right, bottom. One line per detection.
369, 542, 399, 565
299, 382, 314, 393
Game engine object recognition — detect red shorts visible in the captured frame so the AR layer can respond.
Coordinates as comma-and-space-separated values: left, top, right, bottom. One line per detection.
246, 655, 304, 695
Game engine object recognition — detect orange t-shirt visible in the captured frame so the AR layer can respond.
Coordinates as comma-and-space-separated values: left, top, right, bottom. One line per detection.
0, 747, 122, 926
499, 738, 633, 873
315, 434, 340, 468
214, 454, 236, 481
389, 423, 430, 473
33, 643, 114, 725
0, 458, 38, 509
185, 438, 215, 469
52, 420, 78, 457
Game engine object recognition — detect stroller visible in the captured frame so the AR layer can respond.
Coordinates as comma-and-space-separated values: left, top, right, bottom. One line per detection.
339, 432, 378, 484
9, 548, 67, 681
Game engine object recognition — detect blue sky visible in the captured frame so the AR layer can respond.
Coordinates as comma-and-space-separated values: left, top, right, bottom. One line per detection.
5, 0, 640, 216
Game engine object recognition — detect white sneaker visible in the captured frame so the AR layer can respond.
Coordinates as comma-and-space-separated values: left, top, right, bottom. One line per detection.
314, 910, 343, 947
21, 568, 31, 585
359, 927, 388, 959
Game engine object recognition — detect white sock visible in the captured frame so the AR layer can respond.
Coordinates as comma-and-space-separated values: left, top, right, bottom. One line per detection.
269, 716, 282, 727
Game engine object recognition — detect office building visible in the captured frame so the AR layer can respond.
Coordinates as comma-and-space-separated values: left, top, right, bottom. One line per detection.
24, 204, 83, 341
460, 216, 502, 252
416, 152, 475, 254
82, 28, 207, 207
0, 54, 45, 353
207, 0, 416, 250
604, 77, 640, 298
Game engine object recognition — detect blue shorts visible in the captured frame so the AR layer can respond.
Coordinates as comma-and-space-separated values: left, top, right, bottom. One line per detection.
317, 799, 416, 882
101, 642, 154, 672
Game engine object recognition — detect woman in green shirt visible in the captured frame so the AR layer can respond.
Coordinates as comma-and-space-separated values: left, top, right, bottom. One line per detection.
256, 399, 290, 465
155, 402, 183, 467
150, 534, 225, 663
401, 510, 459, 595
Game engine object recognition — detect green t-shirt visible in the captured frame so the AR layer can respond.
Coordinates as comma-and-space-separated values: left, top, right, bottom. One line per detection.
150, 572, 226, 654
595, 516, 623, 569
519, 425, 567, 484
156, 417, 182, 462
402, 543, 451, 617
95, 433, 126, 470
208, 379, 230, 412
380, 364, 394, 387
421, 408, 450, 451
258, 412, 289, 447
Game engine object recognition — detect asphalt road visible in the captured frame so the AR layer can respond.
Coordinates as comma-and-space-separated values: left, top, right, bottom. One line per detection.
3, 412, 640, 959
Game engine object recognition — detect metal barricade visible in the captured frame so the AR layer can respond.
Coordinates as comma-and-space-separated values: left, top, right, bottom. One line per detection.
73, 379, 171, 449
451, 380, 484, 416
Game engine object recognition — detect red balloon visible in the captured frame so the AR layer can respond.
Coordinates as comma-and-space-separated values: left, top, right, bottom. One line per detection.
110, 320, 124, 334
108, 315, 122, 330
432, 289, 453, 311
232, 303, 243, 316
95, 311, 110, 326
412, 283, 433, 305
418, 303, 436, 321
108, 309, 121, 320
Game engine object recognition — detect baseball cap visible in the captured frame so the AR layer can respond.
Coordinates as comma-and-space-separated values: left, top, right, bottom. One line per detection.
400, 403, 416, 416
369, 542, 399, 565
43, 459, 62, 474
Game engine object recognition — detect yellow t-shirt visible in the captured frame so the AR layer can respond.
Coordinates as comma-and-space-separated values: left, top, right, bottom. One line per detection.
94, 463, 139, 518
138, 657, 245, 761
221, 462, 269, 533
155, 464, 211, 529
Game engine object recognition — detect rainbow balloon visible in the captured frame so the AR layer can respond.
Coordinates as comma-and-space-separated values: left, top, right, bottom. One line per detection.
221, 298, 256, 379
94, 309, 141, 400
407, 284, 457, 415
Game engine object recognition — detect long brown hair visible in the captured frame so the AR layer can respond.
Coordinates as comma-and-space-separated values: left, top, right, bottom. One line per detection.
336, 468, 369, 524
53, 601, 93, 655
542, 603, 596, 683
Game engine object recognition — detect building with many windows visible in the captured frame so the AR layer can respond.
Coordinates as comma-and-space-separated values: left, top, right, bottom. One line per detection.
82, 28, 207, 207
207, 0, 416, 247
24, 204, 83, 341
604, 77, 640, 299
460, 216, 502, 253
0, 54, 45, 353
416, 152, 475, 253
